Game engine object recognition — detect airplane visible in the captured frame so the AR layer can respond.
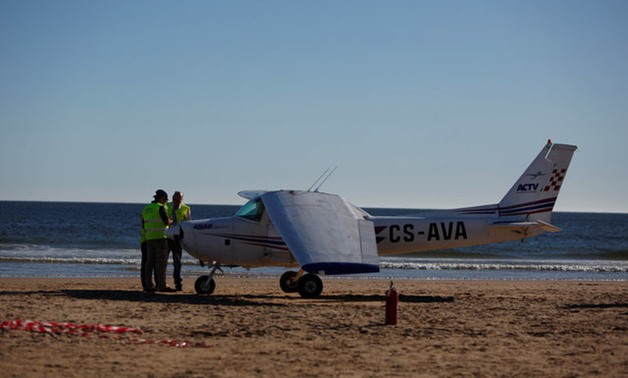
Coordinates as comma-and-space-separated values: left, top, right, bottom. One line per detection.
166, 140, 577, 298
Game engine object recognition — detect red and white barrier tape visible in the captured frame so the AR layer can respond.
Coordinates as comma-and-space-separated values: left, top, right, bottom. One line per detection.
1, 318, 143, 335
1, 318, 209, 348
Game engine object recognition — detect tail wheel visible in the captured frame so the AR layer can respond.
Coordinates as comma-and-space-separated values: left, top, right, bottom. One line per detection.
194, 275, 216, 295
280, 271, 299, 293
297, 274, 323, 298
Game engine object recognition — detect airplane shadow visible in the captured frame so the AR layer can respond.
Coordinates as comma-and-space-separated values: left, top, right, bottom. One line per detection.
563, 303, 628, 309
0, 290, 60, 297
317, 294, 455, 303
58, 290, 455, 306
61, 290, 286, 307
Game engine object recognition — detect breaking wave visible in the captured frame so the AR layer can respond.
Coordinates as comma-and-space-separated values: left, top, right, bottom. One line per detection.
380, 258, 628, 273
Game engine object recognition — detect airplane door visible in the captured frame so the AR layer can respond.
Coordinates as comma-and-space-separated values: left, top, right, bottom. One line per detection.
231, 197, 294, 267
231, 198, 272, 266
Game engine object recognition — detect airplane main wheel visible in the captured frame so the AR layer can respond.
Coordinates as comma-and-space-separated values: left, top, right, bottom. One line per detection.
297, 274, 323, 299
280, 271, 299, 293
194, 275, 216, 295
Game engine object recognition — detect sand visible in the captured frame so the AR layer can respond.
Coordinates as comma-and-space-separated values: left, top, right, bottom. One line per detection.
0, 276, 626, 377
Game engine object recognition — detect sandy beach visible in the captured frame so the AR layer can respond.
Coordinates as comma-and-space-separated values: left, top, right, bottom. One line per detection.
0, 276, 626, 377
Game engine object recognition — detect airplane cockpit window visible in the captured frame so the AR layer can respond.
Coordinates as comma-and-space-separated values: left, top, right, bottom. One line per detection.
235, 198, 265, 222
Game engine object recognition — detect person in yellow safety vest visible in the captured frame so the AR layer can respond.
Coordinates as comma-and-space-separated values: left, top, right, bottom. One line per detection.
139, 220, 158, 291
167, 191, 191, 291
141, 189, 175, 293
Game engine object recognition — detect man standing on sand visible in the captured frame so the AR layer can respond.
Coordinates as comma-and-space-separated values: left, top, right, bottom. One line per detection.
139, 219, 158, 291
167, 191, 191, 291
139, 223, 148, 291
141, 189, 175, 293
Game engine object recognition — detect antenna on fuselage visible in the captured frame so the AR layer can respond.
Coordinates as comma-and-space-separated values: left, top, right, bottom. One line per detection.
308, 167, 330, 192
309, 166, 337, 192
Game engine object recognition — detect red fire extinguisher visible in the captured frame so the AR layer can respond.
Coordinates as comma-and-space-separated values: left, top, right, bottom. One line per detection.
385, 281, 398, 325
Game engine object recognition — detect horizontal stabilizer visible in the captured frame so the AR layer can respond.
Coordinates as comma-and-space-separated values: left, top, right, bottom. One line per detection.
537, 220, 562, 233
490, 220, 561, 235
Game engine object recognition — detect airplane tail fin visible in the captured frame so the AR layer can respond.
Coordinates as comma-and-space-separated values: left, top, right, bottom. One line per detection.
498, 140, 577, 224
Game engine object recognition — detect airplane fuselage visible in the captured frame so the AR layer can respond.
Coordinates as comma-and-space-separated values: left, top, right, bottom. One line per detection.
176, 212, 529, 269
372, 216, 490, 256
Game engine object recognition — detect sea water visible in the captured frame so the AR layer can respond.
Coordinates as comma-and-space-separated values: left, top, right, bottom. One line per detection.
0, 201, 626, 281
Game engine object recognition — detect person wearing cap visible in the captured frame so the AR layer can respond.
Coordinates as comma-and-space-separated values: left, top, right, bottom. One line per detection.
167, 191, 191, 291
141, 189, 175, 292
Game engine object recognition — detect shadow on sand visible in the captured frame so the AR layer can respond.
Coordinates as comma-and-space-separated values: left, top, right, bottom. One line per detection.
316, 294, 454, 303
563, 303, 628, 309
61, 290, 285, 306
56, 290, 454, 306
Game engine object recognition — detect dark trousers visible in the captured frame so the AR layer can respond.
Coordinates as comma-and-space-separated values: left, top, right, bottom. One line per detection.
141, 242, 158, 290
145, 239, 169, 291
169, 237, 183, 289
141, 242, 147, 290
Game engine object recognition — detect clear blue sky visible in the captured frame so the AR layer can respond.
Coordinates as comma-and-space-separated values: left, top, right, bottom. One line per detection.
1, 1, 626, 212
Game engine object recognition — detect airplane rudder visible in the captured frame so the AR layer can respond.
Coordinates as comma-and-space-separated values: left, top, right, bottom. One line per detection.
498, 142, 577, 222
541, 143, 577, 192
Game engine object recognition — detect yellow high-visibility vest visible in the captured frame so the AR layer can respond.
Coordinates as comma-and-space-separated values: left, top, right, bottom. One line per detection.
142, 202, 168, 240
167, 203, 190, 224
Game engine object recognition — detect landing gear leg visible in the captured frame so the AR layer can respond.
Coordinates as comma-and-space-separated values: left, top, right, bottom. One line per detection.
194, 261, 223, 295
280, 269, 305, 293
280, 269, 323, 298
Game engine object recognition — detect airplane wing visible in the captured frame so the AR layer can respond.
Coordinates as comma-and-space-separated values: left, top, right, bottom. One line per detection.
261, 190, 379, 275
238, 190, 268, 200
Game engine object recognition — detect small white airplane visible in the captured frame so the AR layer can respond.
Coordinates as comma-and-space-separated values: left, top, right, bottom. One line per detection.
166, 140, 577, 298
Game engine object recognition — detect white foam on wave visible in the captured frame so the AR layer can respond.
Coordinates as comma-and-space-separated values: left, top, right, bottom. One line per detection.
380, 258, 628, 273
0, 256, 140, 265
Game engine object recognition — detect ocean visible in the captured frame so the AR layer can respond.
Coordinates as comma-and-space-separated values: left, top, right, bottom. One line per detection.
0, 201, 626, 281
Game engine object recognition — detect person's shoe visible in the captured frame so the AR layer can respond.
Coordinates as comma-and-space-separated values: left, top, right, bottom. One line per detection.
160, 287, 176, 293
144, 287, 156, 293
175, 286, 182, 292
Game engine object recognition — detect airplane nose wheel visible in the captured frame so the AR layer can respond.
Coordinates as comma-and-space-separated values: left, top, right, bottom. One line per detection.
194, 261, 222, 295
297, 273, 323, 299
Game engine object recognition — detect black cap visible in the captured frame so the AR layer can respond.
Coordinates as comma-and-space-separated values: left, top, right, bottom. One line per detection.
154, 189, 168, 200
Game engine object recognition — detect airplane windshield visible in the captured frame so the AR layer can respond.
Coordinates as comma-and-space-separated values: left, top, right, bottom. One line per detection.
235, 198, 265, 221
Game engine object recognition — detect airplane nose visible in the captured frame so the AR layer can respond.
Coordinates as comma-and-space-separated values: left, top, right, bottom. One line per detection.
165, 225, 180, 240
